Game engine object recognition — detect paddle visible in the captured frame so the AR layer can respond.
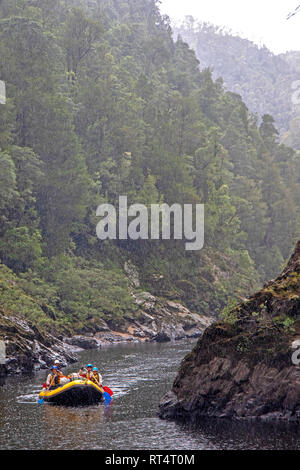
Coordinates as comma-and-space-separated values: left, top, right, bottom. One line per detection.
92, 375, 113, 404
103, 391, 112, 404
38, 376, 54, 404
38, 396, 44, 405
102, 385, 113, 404
103, 386, 113, 396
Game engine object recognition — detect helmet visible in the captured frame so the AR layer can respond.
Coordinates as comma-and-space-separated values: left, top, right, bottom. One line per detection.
86, 364, 93, 368
54, 360, 60, 364
92, 367, 98, 371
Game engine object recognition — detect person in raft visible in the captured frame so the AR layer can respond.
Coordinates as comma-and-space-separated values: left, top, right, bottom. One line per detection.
78, 365, 87, 378
91, 367, 102, 386
78, 364, 102, 385
85, 364, 94, 380
45, 365, 61, 389
45, 365, 69, 388
53, 359, 63, 377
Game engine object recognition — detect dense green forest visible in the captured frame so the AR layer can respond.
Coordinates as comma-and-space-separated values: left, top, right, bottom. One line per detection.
0, 0, 299, 334
174, 19, 300, 149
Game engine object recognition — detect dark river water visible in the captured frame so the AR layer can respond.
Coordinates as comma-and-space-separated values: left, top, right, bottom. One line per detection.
0, 339, 299, 450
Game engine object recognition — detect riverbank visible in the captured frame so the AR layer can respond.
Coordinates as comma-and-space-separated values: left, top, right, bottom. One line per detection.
0, 293, 213, 376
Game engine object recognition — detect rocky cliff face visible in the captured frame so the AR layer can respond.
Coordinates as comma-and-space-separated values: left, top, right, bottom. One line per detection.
159, 241, 300, 423
0, 308, 78, 375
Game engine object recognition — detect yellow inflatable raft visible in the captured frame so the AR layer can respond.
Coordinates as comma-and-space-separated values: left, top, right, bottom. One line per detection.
39, 380, 104, 406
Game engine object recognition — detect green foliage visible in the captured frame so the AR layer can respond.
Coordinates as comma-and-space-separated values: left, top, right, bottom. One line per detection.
0, 152, 17, 209
220, 299, 239, 325
0, 0, 298, 333
0, 263, 55, 331
0, 255, 137, 333
0, 227, 43, 272
272, 315, 296, 332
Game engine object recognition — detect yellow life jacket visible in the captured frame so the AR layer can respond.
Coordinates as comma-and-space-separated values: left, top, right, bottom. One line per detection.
91, 371, 100, 384
50, 373, 60, 387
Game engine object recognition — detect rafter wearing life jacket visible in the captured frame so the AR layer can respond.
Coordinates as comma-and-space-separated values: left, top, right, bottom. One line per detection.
46, 366, 61, 389
90, 367, 102, 386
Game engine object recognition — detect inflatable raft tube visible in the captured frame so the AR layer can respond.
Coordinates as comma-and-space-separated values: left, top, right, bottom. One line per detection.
39, 380, 104, 406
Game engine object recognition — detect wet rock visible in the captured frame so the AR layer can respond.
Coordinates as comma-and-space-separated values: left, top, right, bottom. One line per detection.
0, 310, 78, 376
64, 335, 101, 350
158, 390, 183, 419
152, 331, 172, 343
159, 241, 300, 423
0, 364, 7, 378
95, 330, 136, 343
129, 292, 214, 343
184, 328, 203, 339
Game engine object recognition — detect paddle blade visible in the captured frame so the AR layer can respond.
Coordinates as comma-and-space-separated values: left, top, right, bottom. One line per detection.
103, 391, 112, 404
103, 386, 113, 396
38, 397, 44, 404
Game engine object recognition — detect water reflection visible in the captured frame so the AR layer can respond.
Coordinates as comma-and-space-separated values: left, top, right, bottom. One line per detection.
43, 403, 105, 423
43, 401, 113, 421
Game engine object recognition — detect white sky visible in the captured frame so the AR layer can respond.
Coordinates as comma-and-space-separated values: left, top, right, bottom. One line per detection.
159, 0, 300, 54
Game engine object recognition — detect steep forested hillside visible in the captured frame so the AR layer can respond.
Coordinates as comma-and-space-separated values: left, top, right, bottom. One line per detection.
174, 19, 300, 146
0, 0, 299, 336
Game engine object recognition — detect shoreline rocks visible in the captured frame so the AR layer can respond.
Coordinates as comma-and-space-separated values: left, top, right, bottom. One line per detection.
63, 335, 101, 350
0, 312, 79, 376
0, 257, 214, 379
0, 293, 213, 377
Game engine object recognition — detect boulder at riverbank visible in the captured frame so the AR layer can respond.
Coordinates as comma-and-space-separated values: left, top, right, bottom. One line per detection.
159, 241, 300, 423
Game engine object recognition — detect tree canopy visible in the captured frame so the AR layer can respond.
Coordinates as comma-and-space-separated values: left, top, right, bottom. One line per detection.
0, 0, 299, 331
